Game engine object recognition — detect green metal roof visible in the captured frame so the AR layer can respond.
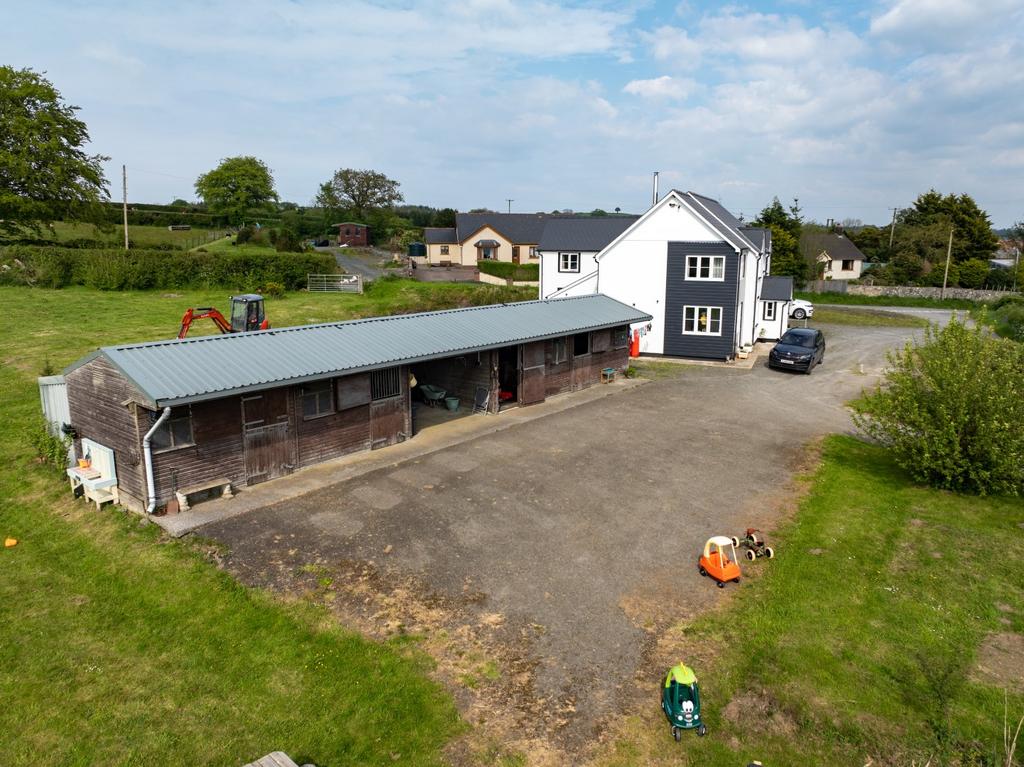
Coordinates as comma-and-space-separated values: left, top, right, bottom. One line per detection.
66, 294, 652, 408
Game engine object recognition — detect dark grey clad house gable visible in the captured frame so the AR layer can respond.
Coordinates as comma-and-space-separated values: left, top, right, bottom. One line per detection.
663, 241, 738, 360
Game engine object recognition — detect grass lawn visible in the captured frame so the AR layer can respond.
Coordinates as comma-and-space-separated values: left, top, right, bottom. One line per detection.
596, 436, 1024, 766
31, 222, 230, 250
798, 290, 979, 310
0, 281, 536, 766
811, 306, 930, 328
198, 233, 285, 256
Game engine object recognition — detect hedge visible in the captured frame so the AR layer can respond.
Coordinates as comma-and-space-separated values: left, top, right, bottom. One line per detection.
0, 245, 336, 291
476, 260, 539, 281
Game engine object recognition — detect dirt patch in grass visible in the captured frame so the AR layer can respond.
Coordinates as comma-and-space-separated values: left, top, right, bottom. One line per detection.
972, 632, 1024, 693
722, 689, 799, 737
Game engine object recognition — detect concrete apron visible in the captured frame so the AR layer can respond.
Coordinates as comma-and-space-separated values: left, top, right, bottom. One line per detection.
151, 377, 647, 537
635, 337, 770, 369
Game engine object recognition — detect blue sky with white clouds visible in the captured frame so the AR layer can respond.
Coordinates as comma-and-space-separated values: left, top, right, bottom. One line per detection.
4, 0, 1022, 225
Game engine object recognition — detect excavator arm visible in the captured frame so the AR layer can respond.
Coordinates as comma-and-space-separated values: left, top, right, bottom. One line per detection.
178, 307, 234, 339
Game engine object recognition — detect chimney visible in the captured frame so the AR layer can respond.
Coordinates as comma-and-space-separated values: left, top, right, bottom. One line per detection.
652, 171, 659, 206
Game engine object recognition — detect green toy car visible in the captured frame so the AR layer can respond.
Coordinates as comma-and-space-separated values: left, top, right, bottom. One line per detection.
661, 663, 707, 740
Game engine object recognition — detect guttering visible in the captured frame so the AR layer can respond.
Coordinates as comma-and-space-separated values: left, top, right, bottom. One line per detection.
143, 407, 171, 514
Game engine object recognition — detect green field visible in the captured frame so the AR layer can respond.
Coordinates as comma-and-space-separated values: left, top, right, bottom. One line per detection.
29, 222, 231, 250
597, 436, 1024, 766
199, 233, 285, 256
0, 282, 535, 766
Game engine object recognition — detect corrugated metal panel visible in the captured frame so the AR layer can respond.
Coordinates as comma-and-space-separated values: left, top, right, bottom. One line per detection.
74, 295, 652, 408
38, 375, 70, 436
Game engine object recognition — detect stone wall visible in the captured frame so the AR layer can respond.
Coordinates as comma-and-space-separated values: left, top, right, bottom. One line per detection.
846, 285, 1019, 302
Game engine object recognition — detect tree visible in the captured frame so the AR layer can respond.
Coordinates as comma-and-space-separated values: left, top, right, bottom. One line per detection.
590, 208, 608, 217
0, 66, 109, 236
853, 320, 1024, 496
753, 197, 807, 284
432, 207, 457, 228
901, 190, 998, 262
194, 156, 277, 226
315, 168, 403, 223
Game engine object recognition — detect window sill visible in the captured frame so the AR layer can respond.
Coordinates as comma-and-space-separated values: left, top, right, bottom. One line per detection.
681, 331, 723, 337
302, 411, 336, 421
153, 443, 196, 454
685, 277, 726, 282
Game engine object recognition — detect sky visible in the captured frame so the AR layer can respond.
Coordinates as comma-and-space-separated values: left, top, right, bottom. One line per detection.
3, 0, 1022, 227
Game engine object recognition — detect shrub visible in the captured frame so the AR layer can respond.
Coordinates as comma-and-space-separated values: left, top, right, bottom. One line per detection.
957, 258, 990, 289
993, 304, 1024, 343
260, 281, 285, 298
476, 260, 539, 281
853, 319, 1024, 495
990, 294, 1024, 311
235, 226, 255, 244
25, 416, 70, 475
0, 245, 335, 291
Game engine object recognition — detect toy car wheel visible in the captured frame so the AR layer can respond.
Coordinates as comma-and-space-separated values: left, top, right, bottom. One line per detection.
745, 549, 756, 561
730, 536, 739, 547
765, 546, 775, 559
672, 726, 681, 742
699, 566, 707, 577
697, 723, 707, 737
733, 577, 741, 584
716, 580, 725, 589
750, 533, 761, 545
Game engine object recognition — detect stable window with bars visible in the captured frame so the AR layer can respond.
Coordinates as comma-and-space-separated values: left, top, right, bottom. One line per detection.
370, 367, 402, 400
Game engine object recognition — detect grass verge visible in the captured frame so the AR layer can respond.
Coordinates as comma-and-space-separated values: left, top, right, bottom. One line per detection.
596, 435, 1024, 766
797, 290, 979, 310
0, 282, 549, 765
812, 306, 930, 328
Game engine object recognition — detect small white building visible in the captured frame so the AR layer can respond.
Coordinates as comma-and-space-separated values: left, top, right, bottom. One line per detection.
539, 189, 790, 360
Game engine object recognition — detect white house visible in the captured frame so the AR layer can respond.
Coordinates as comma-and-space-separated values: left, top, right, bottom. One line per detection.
801, 231, 866, 280
539, 189, 790, 360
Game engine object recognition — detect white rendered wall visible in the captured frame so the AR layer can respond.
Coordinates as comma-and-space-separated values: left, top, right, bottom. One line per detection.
539, 251, 599, 299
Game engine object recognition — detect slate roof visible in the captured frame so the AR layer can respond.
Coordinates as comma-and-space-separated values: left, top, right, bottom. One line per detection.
801, 232, 866, 261
538, 216, 639, 251
456, 213, 548, 244
760, 276, 794, 302
680, 191, 759, 252
740, 226, 771, 251
424, 227, 457, 244
66, 295, 652, 408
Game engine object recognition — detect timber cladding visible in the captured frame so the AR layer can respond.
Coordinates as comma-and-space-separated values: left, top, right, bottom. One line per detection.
65, 357, 148, 508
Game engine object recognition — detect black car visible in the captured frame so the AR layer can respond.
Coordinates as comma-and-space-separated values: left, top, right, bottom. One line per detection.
767, 328, 825, 374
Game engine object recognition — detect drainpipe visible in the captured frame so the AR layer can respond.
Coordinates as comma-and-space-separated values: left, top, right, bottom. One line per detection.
751, 251, 764, 344
143, 406, 171, 514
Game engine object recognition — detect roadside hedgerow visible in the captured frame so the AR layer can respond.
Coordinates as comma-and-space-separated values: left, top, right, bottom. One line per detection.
853, 319, 1024, 495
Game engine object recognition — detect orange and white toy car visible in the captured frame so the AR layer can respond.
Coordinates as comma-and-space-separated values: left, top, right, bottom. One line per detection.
699, 536, 741, 588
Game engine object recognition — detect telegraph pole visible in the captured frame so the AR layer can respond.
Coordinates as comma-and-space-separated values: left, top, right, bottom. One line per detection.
887, 207, 898, 250
122, 165, 129, 250
940, 226, 954, 300
506, 199, 514, 214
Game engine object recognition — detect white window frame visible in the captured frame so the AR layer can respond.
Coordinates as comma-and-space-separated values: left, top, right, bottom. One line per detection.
480, 247, 494, 260
440, 245, 449, 255
682, 306, 723, 336
763, 302, 776, 321
842, 259, 855, 271
558, 252, 580, 273
686, 255, 725, 281
529, 246, 537, 257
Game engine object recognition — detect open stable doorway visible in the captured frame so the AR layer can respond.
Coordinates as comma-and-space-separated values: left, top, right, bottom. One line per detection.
497, 346, 519, 409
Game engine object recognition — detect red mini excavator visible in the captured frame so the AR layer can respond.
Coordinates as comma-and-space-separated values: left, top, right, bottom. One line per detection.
178, 294, 270, 339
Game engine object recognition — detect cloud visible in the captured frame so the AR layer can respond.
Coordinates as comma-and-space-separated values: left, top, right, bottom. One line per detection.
623, 75, 695, 100
871, 0, 1022, 40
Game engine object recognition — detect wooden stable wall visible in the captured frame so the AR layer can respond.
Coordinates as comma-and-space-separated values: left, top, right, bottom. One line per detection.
544, 328, 629, 398
413, 353, 494, 410
65, 356, 148, 509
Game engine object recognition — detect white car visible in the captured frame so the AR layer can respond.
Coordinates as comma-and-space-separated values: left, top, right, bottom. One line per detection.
789, 299, 814, 320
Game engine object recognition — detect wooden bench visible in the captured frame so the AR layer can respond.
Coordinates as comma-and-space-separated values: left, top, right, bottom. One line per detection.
67, 438, 119, 510
175, 478, 233, 512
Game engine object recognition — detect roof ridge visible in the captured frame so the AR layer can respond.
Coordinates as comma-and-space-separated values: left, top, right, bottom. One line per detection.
109, 294, 607, 352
